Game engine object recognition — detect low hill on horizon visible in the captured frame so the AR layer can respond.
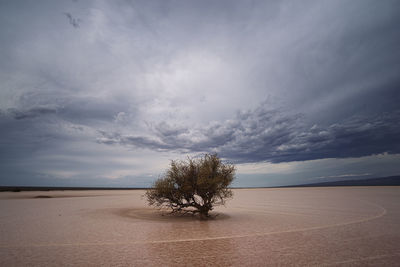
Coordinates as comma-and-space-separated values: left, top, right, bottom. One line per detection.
282, 175, 400, 188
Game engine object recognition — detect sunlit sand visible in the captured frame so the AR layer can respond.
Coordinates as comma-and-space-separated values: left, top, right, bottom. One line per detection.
1, 187, 399, 266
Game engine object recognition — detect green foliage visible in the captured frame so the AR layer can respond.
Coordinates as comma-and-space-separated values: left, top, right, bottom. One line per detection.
145, 154, 235, 218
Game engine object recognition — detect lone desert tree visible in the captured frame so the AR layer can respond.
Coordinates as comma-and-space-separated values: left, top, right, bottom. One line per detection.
145, 154, 235, 218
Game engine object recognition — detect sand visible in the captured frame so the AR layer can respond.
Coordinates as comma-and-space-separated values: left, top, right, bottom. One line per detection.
0, 187, 399, 266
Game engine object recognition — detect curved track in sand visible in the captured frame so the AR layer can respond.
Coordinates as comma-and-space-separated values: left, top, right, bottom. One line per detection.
0, 197, 387, 248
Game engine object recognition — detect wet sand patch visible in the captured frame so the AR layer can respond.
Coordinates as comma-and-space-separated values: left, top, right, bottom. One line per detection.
114, 207, 230, 222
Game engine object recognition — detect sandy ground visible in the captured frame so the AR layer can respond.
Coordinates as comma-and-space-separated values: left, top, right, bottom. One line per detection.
0, 187, 399, 266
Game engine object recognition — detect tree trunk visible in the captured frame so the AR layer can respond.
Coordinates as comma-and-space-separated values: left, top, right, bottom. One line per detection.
199, 207, 210, 220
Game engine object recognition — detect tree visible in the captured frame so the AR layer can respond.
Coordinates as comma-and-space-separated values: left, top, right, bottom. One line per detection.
145, 154, 235, 219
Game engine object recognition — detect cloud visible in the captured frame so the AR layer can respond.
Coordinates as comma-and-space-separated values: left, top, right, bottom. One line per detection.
63, 12, 81, 28
311, 173, 372, 180
1, 0, 400, 186
98, 105, 400, 163
5, 106, 58, 120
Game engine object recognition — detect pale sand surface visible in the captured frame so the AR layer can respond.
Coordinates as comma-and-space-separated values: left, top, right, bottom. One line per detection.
1, 187, 399, 266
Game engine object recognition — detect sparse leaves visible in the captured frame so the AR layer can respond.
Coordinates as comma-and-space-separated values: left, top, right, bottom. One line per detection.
145, 154, 235, 219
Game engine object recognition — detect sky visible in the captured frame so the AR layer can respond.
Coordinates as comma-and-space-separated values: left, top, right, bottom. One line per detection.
1, 0, 400, 187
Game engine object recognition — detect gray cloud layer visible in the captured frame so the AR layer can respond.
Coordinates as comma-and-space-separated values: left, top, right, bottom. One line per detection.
98, 105, 400, 163
1, 0, 400, 186
63, 12, 81, 28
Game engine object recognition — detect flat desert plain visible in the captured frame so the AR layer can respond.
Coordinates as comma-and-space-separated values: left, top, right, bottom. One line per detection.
1, 187, 399, 266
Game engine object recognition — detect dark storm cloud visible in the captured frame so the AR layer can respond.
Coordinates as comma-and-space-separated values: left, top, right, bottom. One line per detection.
98, 105, 400, 163
59, 97, 131, 124
1, 0, 400, 186
0, 93, 133, 176
8, 89, 134, 125
97, 131, 175, 150
63, 12, 81, 28
154, 122, 188, 138
6, 106, 58, 120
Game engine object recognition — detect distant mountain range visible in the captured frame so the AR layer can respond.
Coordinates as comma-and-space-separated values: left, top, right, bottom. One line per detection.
281, 175, 400, 188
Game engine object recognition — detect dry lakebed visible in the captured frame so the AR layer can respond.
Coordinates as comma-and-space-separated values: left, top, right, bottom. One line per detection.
1, 187, 400, 266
